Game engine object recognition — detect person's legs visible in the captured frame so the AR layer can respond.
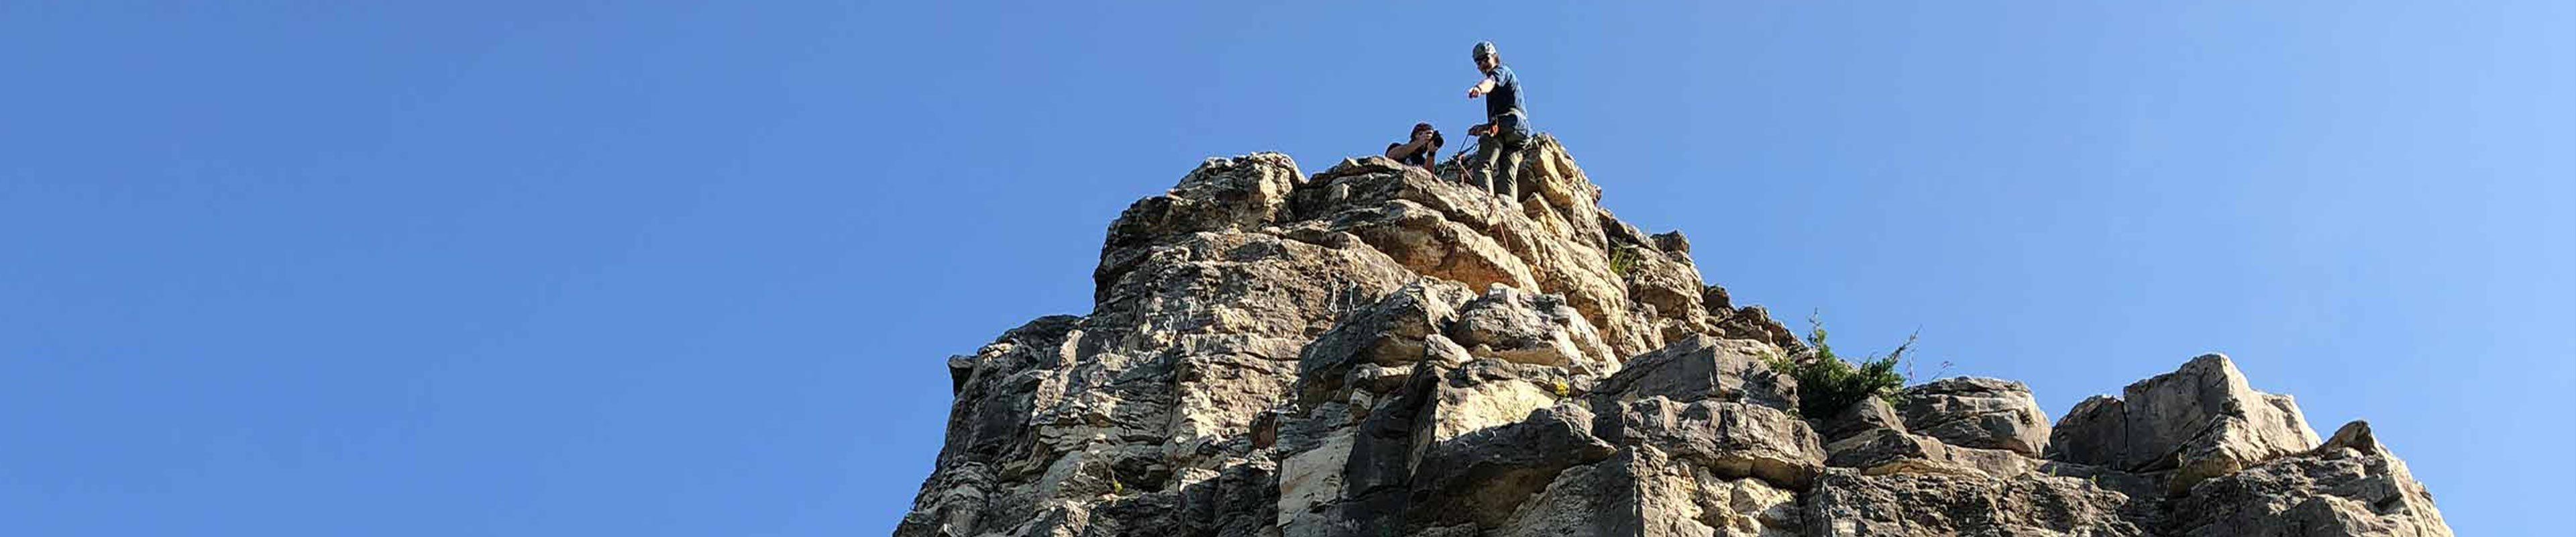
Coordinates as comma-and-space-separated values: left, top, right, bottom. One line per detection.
1492, 132, 1529, 199
1471, 135, 1506, 196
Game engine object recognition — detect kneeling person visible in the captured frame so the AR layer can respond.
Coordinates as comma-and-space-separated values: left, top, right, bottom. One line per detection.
1385, 122, 1444, 170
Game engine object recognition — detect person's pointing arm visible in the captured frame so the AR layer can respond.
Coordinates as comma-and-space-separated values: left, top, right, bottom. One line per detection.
1466, 76, 1496, 98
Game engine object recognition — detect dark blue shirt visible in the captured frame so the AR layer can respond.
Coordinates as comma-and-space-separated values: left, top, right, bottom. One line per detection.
1484, 64, 1529, 136
1485, 64, 1525, 121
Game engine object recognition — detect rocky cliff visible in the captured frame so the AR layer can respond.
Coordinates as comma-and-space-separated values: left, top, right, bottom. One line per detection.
896, 137, 2452, 537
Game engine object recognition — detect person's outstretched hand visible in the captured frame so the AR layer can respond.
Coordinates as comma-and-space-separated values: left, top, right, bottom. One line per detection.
1467, 87, 1485, 99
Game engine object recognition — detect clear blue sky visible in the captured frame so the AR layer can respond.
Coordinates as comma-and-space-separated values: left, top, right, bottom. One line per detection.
4, 1, 2568, 535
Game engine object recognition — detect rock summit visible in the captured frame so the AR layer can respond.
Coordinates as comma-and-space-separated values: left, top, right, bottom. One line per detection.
898, 138, 2451, 536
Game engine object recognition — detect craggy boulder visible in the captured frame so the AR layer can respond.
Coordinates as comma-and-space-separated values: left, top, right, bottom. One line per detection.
1446, 285, 1618, 374
1294, 281, 1477, 403
1701, 287, 1804, 352
1824, 428, 2041, 480
1817, 396, 1907, 443
1407, 402, 1616, 529
2165, 421, 2453, 536
1804, 469, 2156, 537
1898, 377, 2051, 456
1101, 153, 1298, 251
906, 140, 2455, 537
1497, 446, 1803, 537
1593, 335, 1798, 411
1410, 359, 1581, 462
1595, 396, 1828, 489
2045, 354, 2322, 492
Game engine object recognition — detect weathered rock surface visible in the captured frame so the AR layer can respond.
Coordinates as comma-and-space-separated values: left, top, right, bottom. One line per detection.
1593, 335, 1798, 411
2165, 421, 2453, 536
1595, 397, 1827, 490
1824, 428, 2039, 480
2044, 354, 2324, 493
1448, 285, 1618, 374
1805, 469, 2157, 537
1817, 396, 1906, 444
1501, 446, 1805, 537
898, 139, 2450, 537
1898, 377, 2051, 456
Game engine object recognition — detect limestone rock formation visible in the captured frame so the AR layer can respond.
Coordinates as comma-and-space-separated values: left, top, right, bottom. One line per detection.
2165, 422, 2453, 536
1896, 377, 2050, 456
1815, 397, 1905, 445
896, 138, 2451, 536
2044, 354, 2326, 493
1805, 469, 2157, 537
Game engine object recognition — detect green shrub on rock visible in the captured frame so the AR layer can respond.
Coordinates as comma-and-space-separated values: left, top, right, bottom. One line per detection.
1765, 314, 1912, 418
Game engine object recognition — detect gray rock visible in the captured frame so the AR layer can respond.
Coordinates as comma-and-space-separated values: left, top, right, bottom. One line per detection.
2045, 354, 2323, 493
1595, 396, 1827, 490
1825, 429, 2040, 479
1410, 359, 1581, 464
1615, 242, 1709, 334
1497, 446, 1803, 537
1649, 230, 1693, 256
902, 142, 2450, 537
1294, 281, 1477, 403
1446, 285, 1617, 374
2164, 421, 2454, 536
1818, 395, 1907, 443
1898, 377, 2051, 456
2046, 395, 2127, 468
1407, 402, 1615, 528
1805, 469, 2158, 536
1594, 335, 1799, 411
1100, 153, 1299, 253
1491, 447, 1669, 537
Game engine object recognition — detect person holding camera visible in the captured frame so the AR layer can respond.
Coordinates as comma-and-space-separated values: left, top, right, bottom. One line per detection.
1464, 40, 1530, 199
1385, 122, 1444, 170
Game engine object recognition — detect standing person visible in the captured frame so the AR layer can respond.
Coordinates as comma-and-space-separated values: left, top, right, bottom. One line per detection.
1464, 40, 1530, 199
1385, 122, 1444, 170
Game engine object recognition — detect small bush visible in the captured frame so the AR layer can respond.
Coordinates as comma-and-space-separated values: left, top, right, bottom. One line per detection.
1764, 313, 1914, 418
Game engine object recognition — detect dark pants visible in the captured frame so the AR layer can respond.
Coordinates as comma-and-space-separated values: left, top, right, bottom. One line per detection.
1470, 129, 1529, 199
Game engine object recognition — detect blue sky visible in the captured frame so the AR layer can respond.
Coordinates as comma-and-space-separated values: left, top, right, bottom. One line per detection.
3, 1, 2568, 535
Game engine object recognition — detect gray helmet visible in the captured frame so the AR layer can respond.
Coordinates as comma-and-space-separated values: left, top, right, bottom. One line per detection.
1470, 41, 1497, 61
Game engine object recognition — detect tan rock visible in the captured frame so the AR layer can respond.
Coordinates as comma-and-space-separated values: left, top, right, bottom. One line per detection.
1594, 335, 1799, 411
1275, 431, 1353, 528
1805, 469, 2155, 537
1446, 285, 1618, 374
2045, 354, 2322, 493
1597, 396, 1827, 490
1823, 428, 2040, 480
2167, 421, 2454, 536
904, 144, 2446, 537
1409, 360, 1572, 468
1898, 377, 2051, 456
1497, 446, 1801, 537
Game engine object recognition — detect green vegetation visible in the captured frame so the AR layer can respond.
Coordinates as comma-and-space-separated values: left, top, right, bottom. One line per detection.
1764, 313, 1915, 418
1609, 247, 1640, 277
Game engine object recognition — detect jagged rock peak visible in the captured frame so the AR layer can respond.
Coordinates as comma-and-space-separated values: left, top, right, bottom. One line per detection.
898, 138, 2450, 537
